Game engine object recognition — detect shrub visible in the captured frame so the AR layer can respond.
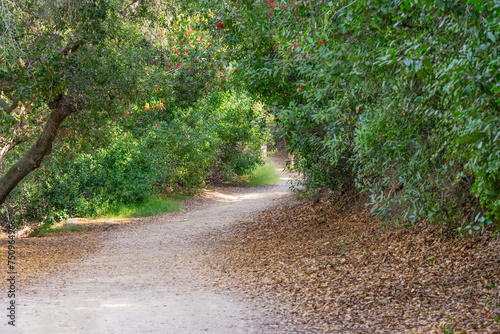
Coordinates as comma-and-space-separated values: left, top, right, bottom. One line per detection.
19, 129, 152, 222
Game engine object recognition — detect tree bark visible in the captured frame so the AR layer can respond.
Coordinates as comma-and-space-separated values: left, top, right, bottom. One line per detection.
0, 95, 76, 205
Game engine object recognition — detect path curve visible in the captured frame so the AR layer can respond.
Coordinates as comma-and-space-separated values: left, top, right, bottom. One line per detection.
13, 167, 293, 333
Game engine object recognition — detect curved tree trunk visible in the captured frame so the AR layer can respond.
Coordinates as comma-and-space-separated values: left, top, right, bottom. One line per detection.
0, 95, 76, 205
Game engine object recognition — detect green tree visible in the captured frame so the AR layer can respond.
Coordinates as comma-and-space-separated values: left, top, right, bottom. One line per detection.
0, 0, 170, 204
184, 0, 500, 228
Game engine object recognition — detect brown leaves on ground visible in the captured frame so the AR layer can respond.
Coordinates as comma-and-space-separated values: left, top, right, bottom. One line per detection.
206, 194, 500, 333
0, 219, 127, 291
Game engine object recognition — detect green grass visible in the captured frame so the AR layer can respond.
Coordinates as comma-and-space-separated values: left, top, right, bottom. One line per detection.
32, 224, 87, 237
99, 196, 181, 218
235, 161, 282, 186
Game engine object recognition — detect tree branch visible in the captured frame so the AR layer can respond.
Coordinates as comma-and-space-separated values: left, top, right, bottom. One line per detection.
0, 94, 18, 114
0, 79, 16, 90
60, 41, 81, 56
0, 94, 77, 205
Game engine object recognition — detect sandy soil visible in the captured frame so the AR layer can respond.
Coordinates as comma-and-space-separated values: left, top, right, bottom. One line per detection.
1, 161, 297, 333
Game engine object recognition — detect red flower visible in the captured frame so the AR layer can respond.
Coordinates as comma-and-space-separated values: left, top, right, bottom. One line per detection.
198, 36, 203, 41
162, 99, 166, 103
153, 106, 158, 109
176, 63, 181, 67
212, 35, 216, 39
125, 111, 129, 115
156, 124, 160, 127
208, 43, 212, 47
190, 83, 195, 87
184, 66, 190, 70
181, 40, 185, 43
160, 105, 165, 108
215, 22, 225, 29
145, 106, 150, 111
234, 69, 237, 73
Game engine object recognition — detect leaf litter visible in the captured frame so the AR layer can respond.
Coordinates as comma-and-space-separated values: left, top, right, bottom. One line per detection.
200, 192, 500, 333
1, 179, 499, 333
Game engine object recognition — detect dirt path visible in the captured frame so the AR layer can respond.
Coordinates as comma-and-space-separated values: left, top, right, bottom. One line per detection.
4, 164, 296, 333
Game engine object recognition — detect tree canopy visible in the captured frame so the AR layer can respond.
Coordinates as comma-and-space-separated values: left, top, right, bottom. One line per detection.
1, 0, 499, 232
182, 0, 500, 231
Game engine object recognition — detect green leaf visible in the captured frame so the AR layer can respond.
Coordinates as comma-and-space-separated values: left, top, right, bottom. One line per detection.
488, 32, 496, 43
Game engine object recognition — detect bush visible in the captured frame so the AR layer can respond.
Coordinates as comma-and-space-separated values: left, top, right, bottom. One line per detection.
196, 0, 500, 230
144, 89, 271, 191
19, 128, 152, 222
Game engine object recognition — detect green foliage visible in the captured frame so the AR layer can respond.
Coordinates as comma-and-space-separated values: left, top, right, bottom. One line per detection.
8, 0, 500, 234
99, 196, 180, 218
234, 161, 282, 187
20, 128, 153, 221
31, 224, 87, 237
212, 91, 271, 178
142, 89, 270, 190
1, 1, 272, 226
3, 89, 270, 224
186, 0, 500, 230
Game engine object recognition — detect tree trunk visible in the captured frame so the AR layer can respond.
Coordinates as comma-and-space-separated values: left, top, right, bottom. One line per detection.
0, 95, 76, 205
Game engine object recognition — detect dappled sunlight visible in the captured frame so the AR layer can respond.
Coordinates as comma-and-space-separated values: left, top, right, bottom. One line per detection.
101, 302, 134, 308
199, 190, 240, 202
198, 187, 288, 203
72, 299, 135, 311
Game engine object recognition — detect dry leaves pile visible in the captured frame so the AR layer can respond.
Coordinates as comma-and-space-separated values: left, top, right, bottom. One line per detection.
205, 194, 500, 333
